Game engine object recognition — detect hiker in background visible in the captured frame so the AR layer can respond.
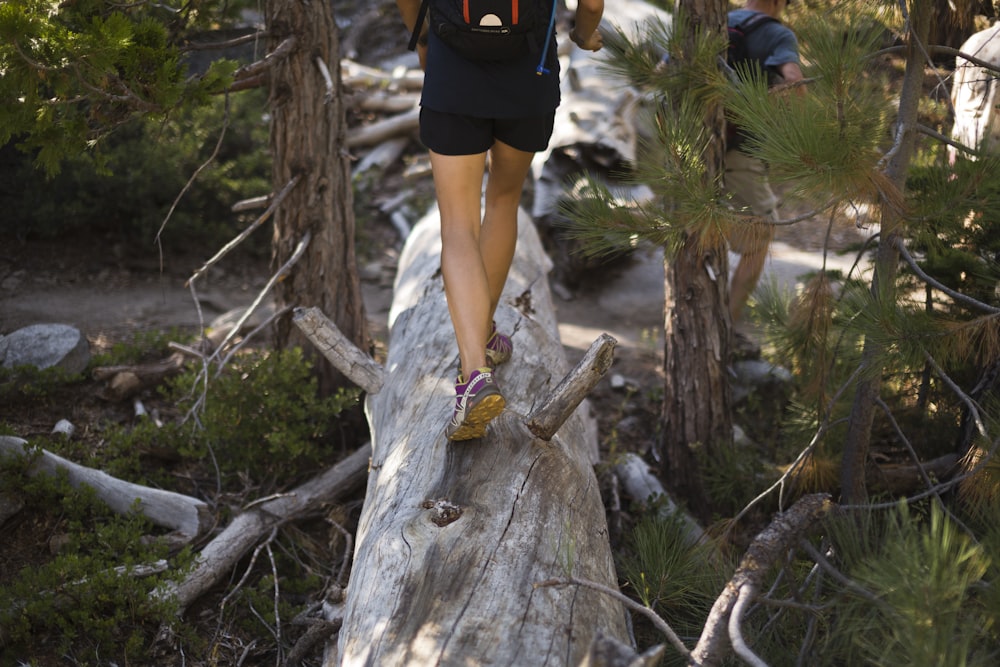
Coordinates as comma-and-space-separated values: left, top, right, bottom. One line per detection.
724, 0, 804, 331
949, 21, 1000, 164
395, 0, 605, 440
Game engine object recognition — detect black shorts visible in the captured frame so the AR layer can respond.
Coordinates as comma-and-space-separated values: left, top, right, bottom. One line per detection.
419, 107, 555, 155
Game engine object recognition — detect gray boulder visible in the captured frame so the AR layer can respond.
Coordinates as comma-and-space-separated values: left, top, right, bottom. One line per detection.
2, 323, 90, 375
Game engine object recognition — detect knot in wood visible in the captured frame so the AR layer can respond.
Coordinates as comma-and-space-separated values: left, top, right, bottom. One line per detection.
421, 498, 463, 527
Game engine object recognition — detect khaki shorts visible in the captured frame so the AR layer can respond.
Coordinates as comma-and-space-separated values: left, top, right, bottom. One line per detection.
723, 149, 778, 254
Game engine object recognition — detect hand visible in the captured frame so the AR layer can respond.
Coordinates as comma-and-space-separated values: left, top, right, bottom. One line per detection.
570, 28, 603, 52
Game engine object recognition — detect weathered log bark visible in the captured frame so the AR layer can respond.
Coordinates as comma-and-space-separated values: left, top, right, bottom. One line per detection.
334, 208, 629, 665
0, 436, 212, 543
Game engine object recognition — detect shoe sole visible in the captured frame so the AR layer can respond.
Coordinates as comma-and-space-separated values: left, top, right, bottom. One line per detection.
446, 393, 506, 441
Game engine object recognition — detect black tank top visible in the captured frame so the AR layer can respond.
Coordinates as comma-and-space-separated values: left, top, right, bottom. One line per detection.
420, 25, 561, 118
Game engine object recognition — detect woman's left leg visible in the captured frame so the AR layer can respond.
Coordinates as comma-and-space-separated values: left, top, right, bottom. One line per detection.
480, 139, 536, 319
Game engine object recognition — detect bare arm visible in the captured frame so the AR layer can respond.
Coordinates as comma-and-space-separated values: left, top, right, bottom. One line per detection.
397, 0, 428, 69
778, 61, 805, 95
570, 0, 605, 52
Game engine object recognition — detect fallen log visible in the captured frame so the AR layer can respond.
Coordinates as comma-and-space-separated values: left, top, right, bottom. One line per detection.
868, 453, 960, 495
161, 443, 371, 613
0, 435, 212, 544
346, 107, 419, 148
341, 59, 424, 91
331, 207, 629, 664
691, 493, 834, 666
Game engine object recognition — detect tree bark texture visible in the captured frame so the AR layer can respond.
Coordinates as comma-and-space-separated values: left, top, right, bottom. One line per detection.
265, 0, 368, 392
840, 1, 931, 504
660, 0, 732, 519
336, 209, 628, 665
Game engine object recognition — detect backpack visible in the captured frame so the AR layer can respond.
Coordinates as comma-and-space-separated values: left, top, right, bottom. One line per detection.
408, 0, 555, 66
726, 12, 780, 83
725, 12, 780, 150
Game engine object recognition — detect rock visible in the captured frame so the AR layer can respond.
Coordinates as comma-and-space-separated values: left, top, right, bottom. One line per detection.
0, 333, 7, 365
208, 303, 275, 339
1, 323, 90, 375
732, 359, 793, 446
731, 359, 792, 403
52, 419, 76, 438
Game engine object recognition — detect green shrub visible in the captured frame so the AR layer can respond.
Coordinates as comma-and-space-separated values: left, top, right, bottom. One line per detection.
160, 347, 360, 491
0, 88, 270, 253
0, 456, 189, 662
617, 513, 732, 650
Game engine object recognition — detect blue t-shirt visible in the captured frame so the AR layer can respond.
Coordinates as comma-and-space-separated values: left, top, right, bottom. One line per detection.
420, 14, 561, 118
728, 9, 800, 75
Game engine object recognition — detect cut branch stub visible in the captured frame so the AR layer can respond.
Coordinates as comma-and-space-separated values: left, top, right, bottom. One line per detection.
292, 306, 384, 394
527, 333, 617, 440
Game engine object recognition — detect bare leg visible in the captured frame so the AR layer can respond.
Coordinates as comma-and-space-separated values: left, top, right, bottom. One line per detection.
430, 150, 492, 380
729, 247, 768, 324
481, 140, 535, 318
430, 140, 534, 380
723, 149, 778, 325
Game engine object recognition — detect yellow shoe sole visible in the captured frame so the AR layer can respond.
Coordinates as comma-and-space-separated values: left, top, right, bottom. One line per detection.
446, 394, 506, 441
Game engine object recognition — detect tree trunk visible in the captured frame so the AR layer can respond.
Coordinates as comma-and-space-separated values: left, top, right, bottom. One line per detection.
335, 208, 629, 665
659, 0, 732, 519
265, 0, 368, 393
840, 1, 931, 504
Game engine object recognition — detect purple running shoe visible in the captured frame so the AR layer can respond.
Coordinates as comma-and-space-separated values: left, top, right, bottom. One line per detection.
446, 367, 505, 441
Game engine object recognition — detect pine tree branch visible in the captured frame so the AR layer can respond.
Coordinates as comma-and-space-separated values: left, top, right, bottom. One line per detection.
316, 57, 335, 102
227, 74, 266, 92
871, 45, 1000, 77
797, 541, 887, 609
894, 238, 1000, 314
181, 31, 270, 52
187, 175, 302, 286
729, 584, 767, 667
208, 232, 311, 376
915, 123, 989, 160
156, 94, 232, 254
692, 495, 834, 667
766, 198, 838, 227
534, 577, 692, 662
232, 36, 296, 84
921, 352, 989, 441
